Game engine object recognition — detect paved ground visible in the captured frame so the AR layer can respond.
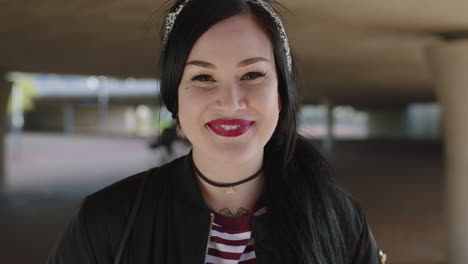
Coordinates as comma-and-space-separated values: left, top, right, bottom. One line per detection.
4, 132, 190, 196
0, 133, 446, 263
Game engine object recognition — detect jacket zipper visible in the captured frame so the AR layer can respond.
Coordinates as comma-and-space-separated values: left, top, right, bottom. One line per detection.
204, 212, 215, 264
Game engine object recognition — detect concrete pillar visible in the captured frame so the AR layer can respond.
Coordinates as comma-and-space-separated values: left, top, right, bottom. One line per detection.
98, 87, 109, 135
426, 37, 468, 264
0, 75, 12, 195
321, 98, 334, 153
63, 102, 75, 134
366, 106, 407, 139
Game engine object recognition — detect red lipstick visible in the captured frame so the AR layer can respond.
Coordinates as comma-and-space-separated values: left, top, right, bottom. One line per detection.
207, 119, 254, 137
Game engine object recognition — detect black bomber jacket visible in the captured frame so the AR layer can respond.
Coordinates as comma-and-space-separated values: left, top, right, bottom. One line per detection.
47, 154, 381, 264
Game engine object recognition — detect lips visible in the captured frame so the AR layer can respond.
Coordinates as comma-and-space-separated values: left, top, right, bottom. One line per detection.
207, 119, 254, 137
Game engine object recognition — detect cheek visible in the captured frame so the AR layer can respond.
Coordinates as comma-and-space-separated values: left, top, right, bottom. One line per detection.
252, 81, 280, 112
177, 87, 210, 131
177, 89, 193, 131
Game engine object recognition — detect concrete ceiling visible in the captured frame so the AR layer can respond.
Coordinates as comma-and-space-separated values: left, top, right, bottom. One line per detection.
1, 0, 468, 106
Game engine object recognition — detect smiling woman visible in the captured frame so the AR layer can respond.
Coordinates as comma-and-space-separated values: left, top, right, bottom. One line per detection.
47, 0, 385, 263
178, 14, 280, 178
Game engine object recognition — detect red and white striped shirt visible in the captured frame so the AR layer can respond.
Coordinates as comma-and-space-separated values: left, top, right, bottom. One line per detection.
205, 206, 267, 264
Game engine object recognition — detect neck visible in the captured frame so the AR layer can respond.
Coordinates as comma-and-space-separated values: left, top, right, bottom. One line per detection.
192, 148, 264, 214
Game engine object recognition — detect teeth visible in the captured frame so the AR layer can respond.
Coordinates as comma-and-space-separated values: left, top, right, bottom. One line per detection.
220, 125, 241, 131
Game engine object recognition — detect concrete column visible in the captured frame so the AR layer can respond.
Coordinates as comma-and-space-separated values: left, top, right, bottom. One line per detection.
321, 98, 334, 153
366, 106, 407, 139
427, 38, 468, 264
63, 102, 75, 134
0, 76, 12, 195
98, 86, 109, 135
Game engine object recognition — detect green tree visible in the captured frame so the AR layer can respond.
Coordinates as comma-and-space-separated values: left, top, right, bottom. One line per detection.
7, 72, 38, 113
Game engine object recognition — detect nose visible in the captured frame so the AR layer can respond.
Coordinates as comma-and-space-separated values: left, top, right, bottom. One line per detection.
215, 82, 247, 113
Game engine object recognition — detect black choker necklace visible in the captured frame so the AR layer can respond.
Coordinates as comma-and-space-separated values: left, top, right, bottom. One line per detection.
191, 157, 263, 194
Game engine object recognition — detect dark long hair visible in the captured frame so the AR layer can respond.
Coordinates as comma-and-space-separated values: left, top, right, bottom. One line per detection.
158, 0, 357, 263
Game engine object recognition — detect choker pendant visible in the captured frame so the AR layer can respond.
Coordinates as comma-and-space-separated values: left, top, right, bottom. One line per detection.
226, 186, 236, 194
191, 155, 263, 195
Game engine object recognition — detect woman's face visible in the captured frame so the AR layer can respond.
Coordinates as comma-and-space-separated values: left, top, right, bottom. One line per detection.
178, 13, 280, 163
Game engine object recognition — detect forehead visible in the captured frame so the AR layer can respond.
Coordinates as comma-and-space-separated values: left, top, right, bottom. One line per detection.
187, 13, 274, 64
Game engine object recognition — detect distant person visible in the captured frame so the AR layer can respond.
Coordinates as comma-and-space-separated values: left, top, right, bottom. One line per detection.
48, 0, 386, 263
149, 123, 184, 154
150, 123, 191, 163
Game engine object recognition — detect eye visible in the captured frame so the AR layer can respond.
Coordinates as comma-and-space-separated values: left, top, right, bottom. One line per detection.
191, 74, 215, 82
242, 72, 266, 81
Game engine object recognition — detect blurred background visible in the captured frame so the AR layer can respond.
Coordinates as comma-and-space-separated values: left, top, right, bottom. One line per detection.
2, 0, 468, 263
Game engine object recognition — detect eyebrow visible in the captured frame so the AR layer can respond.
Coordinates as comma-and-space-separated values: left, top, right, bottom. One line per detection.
185, 57, 271, 69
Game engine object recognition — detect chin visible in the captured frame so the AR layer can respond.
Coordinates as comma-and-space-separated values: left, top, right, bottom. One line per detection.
209, 143, 263, 163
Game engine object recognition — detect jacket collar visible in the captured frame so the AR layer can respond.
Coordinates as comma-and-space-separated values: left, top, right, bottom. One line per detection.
166, 151, 208, 210
156, 151, 275, 264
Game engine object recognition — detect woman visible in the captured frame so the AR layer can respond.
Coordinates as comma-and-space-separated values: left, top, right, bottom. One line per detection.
48, 0, 386, 263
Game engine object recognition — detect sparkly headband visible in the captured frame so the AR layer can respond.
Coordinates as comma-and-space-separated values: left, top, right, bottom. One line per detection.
162, 0, 292, 73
